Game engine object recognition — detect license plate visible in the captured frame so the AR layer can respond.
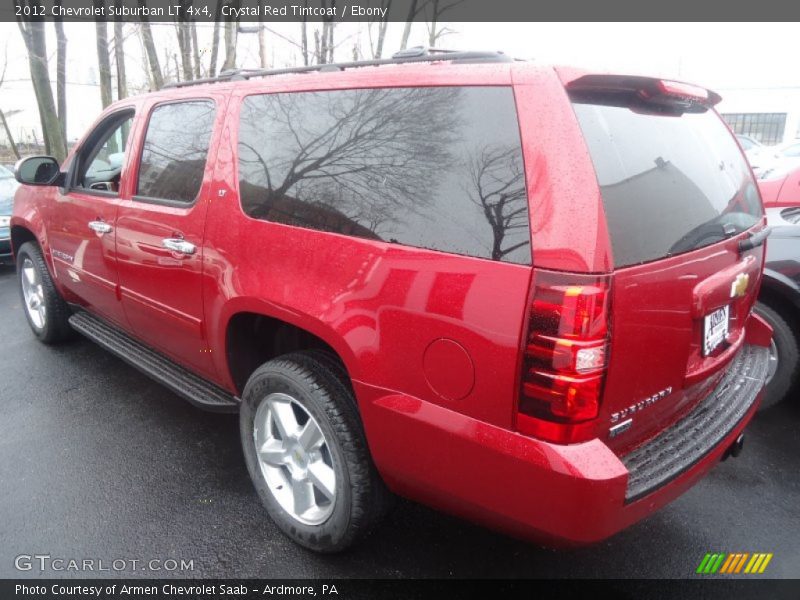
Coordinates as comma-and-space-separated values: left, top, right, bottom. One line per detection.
703, 305, 730, 356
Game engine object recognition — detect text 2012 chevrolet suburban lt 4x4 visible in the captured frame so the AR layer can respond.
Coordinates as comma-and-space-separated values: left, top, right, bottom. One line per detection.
11, 49, 774, 552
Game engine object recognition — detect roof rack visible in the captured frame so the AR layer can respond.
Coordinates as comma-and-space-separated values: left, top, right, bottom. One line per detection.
162, 47, 513, 89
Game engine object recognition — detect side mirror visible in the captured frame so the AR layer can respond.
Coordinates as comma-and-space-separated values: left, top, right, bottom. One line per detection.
14, 156, 64, 186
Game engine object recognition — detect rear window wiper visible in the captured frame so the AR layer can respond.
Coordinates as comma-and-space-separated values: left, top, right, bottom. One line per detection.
738, 226, 771, 253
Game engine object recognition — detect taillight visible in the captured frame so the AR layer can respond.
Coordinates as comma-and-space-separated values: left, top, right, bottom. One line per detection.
516, 270, 612, 443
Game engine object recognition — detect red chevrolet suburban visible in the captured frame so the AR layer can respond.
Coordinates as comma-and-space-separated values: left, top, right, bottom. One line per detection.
11, 49, 773, 552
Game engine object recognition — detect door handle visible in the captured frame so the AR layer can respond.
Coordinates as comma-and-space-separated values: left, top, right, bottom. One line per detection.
162, 238, 196, 255
88, 220, 113, 234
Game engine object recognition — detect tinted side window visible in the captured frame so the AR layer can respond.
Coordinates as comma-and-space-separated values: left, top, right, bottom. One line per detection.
237, 87, 529, 264
137, 101, 215, 203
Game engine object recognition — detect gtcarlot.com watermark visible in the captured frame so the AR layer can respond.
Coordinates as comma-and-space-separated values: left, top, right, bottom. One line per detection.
14, 554, 194, 573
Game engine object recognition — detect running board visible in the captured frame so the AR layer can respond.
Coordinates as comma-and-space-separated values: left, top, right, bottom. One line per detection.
68, 311, 239, 413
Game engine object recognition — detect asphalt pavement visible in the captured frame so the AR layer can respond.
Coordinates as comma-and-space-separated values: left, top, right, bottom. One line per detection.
1, 263, 798, 579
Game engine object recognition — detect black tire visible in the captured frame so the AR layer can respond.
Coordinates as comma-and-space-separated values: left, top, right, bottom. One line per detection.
16, 241, 74, 344
754, 301, 799, 410
240, 351, 388, 552
304, 348, 395, 521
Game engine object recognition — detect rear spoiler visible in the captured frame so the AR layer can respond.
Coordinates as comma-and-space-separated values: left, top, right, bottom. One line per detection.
565, 74, 722, 110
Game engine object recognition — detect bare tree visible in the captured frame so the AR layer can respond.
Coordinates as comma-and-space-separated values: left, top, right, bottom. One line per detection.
54, 0, 67, 142
16, 2, 67, 161
467, 145, 529, 261
237, 87, 460, 234
425, 0, 462, 47
400, 0, 427, 50
255, 0, 268, 68
113, 20, 128, 99
191, 21, 201, 78
313, 29, 322, 64
209, 2, 222, 77
171, 52, 181, 83
300, 1, 309, 66
0, 49, 21, 159
312, 2, 336, 65
175, 0, 202, 80
175, 1, 192, 80
222, 1, 239, 72
95, 17, 113, 108
322, 1, 336, 63
139, 1, 164, 89
366, 0, 391, 58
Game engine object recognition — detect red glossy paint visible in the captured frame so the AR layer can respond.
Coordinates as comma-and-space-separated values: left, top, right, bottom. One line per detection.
758, 166, 800, 208
10, 61, 770, 545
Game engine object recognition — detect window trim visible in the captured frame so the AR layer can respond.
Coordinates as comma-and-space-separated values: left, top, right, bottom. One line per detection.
131, 97, 217, 208
65, 109, 135, 200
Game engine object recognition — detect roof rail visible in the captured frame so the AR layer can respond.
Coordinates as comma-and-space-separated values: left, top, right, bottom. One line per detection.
162, 47, 513, 89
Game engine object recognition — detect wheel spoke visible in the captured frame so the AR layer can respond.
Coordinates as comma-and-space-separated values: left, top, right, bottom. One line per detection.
297, 419, 324, 451
24, 266, 37, 286
291, 478, 316, 514
270, 400, 300, 439
307, 461, 336, 500
258, 438, 286, 466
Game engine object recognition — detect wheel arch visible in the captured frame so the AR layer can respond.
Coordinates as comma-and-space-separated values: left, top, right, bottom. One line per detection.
218, 298, 359, 398
10, 224, 38, 257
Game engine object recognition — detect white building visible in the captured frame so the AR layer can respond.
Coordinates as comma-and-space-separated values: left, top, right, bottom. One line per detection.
716, 87, 800, 147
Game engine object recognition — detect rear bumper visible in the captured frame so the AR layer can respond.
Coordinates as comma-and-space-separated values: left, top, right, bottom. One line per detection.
357, 343, 769, 545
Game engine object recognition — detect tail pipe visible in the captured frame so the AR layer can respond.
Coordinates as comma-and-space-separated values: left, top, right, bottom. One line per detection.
722, 433, 745, 461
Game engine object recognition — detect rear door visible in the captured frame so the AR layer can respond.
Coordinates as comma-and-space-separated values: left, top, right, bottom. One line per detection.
567, 77, 766, 453
115, 96, 224, 380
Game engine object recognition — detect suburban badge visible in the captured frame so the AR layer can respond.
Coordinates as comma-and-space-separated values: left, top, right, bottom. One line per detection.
610, 386, 674, 425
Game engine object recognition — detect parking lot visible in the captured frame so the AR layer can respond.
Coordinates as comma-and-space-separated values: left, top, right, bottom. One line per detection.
0, 262, 798, 579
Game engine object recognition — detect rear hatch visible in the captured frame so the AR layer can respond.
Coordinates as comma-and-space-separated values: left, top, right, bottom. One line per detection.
568, 75, 766, 454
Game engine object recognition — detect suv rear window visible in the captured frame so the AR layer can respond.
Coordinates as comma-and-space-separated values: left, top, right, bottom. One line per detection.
571, 99, 762, 267
237, 86, 530, 264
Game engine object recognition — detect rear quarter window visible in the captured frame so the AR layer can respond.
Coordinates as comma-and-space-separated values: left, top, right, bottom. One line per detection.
236, 86, 530, 264
572, 100, 761, 267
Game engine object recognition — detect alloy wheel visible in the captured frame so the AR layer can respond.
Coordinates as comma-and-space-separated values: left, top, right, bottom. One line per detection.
253, 392, 337, 525
20, 257, 47, 330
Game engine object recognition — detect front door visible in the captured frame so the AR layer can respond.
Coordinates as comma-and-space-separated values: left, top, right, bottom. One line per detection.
115, 98, 222, 379
48, 111, 135, 327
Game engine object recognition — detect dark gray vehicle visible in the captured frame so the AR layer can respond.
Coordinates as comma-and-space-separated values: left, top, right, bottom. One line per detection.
757, 207, 800, 407
0, 164, 18, 263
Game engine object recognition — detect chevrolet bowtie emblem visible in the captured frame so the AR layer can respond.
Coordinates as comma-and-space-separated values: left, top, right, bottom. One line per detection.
730, 273, 750, 298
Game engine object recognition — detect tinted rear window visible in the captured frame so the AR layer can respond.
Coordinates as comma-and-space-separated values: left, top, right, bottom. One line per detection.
237, 86, 530, 264
572, 100, 761, 267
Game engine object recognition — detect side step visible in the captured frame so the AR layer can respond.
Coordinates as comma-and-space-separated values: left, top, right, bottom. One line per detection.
69, 311, 239, 413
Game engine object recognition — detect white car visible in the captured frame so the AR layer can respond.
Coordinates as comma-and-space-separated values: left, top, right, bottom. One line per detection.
735, 134, 779, 176
756, 139, 800, 180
